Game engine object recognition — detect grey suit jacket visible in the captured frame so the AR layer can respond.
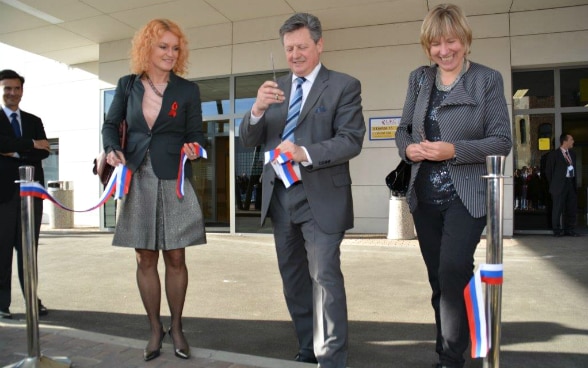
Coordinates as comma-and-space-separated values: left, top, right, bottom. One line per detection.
102, 73, 205, 180
396, 62, 512, 218
240, 65, 366, 234
545, 148, 577, 195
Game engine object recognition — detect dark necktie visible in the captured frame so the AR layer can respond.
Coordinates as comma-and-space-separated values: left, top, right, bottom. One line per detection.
563, 150, 572, 165
10, 112, 21, 138
282, 77, 306, 142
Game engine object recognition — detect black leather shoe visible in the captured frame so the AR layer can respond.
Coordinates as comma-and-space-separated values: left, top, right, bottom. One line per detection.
294, 353, 318, 363
38, 302, 48, 316
564, 231, 580, 237
143, 329, 165, 361
553, 231, 562, 237
168, 327, 190, 359
0, 308, 12, 319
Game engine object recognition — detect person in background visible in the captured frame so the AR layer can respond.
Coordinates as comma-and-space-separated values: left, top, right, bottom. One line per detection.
102, 19, 206, 361
240, 12, 365, 368
0, 69, 51, 319
545, 133, 579, 237
395, 4, 512, 367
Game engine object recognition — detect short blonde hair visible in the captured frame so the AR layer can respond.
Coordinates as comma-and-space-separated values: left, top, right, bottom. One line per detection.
130, 19, 189, 75
420, 3, 472, 60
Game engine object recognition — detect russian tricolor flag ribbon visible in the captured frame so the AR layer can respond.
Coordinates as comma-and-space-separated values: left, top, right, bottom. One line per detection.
176, 143, 208, 198
19, 164, 132, 212
264, 149, 280, 163
464, 263, 504, 358
264, 149, 300, 188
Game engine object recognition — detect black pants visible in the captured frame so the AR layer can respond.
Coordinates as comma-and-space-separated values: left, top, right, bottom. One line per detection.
0, 190, 43, 310
413, 198, 486, 368
551, 178, 577, 233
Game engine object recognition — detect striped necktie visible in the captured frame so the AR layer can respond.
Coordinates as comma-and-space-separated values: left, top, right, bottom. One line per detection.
10, 112, 21, 137
282, 77, 305, 142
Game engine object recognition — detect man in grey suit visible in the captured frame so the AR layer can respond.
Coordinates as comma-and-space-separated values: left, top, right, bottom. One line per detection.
240, 13, 365, 368
545, 133, 579, 237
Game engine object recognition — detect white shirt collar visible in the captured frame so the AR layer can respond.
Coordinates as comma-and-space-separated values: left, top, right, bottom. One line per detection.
292, 62, 322, 85
2, 106, 20, 119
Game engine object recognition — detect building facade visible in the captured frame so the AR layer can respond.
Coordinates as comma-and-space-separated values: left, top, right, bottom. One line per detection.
2, 1, 587, 236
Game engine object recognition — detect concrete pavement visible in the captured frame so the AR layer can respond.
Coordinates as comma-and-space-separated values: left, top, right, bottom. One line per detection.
1, 230, 587, 367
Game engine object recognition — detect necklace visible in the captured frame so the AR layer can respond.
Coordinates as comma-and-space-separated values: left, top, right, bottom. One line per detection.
145, 74, 165, 97
435, 60, 468, 92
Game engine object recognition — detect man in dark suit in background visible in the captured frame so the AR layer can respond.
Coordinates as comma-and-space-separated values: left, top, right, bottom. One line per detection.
0, 69, 51, 319
240, 13, 365, 368
545, 133, 579, 237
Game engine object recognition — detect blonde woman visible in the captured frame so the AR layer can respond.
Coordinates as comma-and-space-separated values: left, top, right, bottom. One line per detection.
396, 4, 511, 367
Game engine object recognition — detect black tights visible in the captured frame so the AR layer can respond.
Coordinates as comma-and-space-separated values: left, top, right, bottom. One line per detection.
136, 248, 189, 352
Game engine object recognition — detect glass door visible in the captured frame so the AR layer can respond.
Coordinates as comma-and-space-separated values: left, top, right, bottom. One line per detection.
512, 113, 554, 230
562, 112, 587, 231
189, 120, 230, 232
512, 67, 588, 233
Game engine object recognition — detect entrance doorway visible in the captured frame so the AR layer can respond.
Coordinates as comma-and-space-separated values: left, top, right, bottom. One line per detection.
512, 67, 588, 234
190, 120, 230, 232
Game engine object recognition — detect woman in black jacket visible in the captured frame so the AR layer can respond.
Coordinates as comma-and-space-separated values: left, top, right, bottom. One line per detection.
102, 19, 206, 362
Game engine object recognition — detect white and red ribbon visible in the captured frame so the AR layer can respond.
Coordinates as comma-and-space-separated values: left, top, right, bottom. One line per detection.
20, 164, 132, 211
22, 144, 208, 210
464, 263, 504, 358
264, 149, 300, 188
176, 143, 208, 198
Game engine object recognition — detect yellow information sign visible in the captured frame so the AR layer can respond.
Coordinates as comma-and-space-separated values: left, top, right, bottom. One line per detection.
538, 137, 550, 151
369, 117, 401, 140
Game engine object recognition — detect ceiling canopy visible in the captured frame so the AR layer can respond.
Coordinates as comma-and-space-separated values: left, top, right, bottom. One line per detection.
0, 0, 585, 67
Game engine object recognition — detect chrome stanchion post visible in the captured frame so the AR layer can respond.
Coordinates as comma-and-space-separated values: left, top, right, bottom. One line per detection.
5, 166, 71, 368
483, 155, 506, 368
20, 166, 40, 362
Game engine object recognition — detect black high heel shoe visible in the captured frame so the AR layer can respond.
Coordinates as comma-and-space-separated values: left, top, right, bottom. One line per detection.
168, 327, 190, 359
143, 329, 165, 361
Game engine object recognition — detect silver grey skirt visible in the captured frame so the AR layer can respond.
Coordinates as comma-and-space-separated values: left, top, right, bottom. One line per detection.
112, 154, 206, 250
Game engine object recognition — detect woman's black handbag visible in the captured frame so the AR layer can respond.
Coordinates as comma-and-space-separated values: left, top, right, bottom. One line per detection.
385, 161, 411, 197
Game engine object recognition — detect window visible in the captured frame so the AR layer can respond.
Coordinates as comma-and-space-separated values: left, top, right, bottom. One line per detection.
560, 68, 588, 107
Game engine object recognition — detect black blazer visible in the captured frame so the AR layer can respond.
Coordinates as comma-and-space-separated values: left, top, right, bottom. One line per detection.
545, 148, 577, 195
102, 73, 205, 180
0, 110, 49, 202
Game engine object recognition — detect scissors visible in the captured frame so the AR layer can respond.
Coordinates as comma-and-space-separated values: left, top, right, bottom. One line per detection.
271, 52, 280, 101
271, 51, 277, 82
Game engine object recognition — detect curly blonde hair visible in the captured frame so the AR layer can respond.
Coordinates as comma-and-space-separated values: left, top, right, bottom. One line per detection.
420, 3, 472, 60
130, 19, 189, 75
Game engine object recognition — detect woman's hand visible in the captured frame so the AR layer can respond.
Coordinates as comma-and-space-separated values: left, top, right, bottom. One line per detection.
419, 140, 456, 161
106, 150, 126, 166
406, 141, 456, 162
184, 142, 202, 160
405, 143, 426, 162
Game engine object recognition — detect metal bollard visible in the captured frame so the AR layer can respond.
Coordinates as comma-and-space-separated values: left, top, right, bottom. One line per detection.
5, 166, 71, 368
483, 155, 506, 368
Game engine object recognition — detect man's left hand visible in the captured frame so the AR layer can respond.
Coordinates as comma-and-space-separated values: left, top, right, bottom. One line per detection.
275, 140, 308, 163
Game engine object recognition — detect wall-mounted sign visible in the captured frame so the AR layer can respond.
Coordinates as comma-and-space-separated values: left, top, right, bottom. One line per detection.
369, 117, 401, 140
538, 138, 550, 151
